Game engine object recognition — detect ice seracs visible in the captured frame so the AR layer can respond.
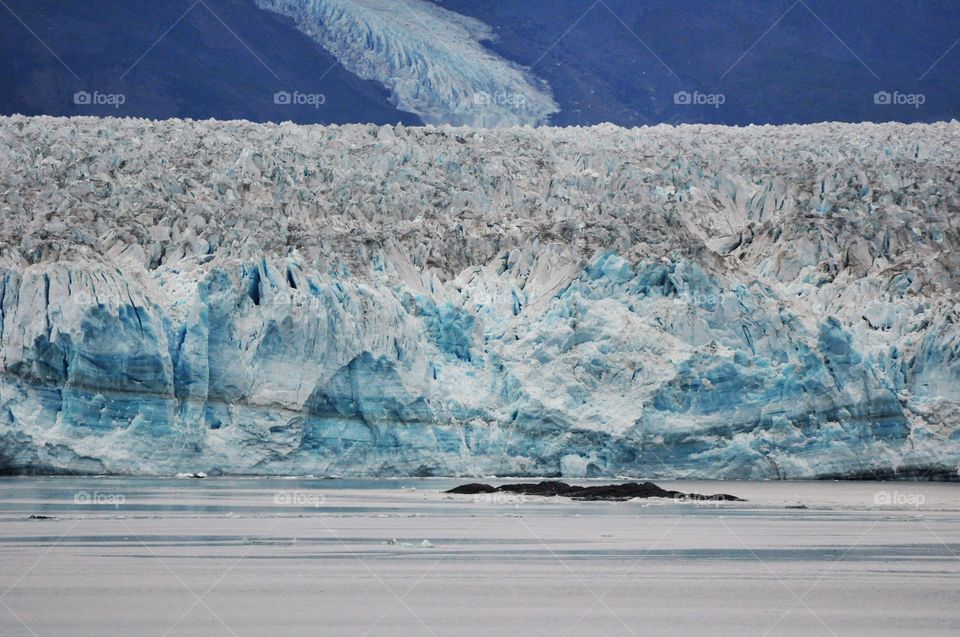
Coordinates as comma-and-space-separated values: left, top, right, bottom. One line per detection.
0, 115, 958, 479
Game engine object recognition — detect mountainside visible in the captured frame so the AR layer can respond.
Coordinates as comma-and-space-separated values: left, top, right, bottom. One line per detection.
0, 0, 419, 125
1, 115, 958, 478
3, 0, 959, 126
436, 0, 960, 126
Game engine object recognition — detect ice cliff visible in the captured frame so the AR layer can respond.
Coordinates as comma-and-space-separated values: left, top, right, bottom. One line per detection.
255, 0, 559, 127
1, 115, 958, 478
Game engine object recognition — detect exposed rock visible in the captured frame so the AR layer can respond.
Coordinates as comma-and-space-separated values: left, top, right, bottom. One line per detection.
446, 483, 498, 494
446, 481, 745, 502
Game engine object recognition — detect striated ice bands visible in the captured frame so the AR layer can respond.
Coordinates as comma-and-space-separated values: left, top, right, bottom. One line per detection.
0, 115, 958, 478
255, 0, 559, 127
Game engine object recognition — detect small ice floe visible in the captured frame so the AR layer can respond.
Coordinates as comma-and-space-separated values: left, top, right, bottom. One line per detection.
393, 539, 435, 548
175, 472, 206, 479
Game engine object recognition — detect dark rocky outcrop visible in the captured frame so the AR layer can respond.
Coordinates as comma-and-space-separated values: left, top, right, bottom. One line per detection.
446, 480, 744, 502
446, 483, 497, 494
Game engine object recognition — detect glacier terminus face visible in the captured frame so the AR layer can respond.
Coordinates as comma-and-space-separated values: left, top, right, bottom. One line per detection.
0, 115, 958, 478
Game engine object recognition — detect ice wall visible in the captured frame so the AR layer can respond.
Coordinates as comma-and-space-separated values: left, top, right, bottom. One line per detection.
0, 116, 958, 478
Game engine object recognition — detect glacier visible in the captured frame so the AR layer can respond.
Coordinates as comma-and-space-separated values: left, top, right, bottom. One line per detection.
254, 0, 559, 127
0, 115, 958, 478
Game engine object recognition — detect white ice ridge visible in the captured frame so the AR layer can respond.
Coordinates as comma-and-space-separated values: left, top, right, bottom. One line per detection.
1, 115, 959, 478
255, 0, 559, 127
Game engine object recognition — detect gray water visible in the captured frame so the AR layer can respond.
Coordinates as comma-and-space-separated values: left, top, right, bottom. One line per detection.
1, 478, 959, 636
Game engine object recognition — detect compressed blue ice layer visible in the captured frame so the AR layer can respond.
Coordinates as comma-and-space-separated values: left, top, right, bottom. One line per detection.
1, 249, 955, 479
412, 297, 476, 362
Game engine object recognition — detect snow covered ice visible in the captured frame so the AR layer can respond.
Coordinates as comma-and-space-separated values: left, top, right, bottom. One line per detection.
255, 0, 559, 127
0, 115, 958, 478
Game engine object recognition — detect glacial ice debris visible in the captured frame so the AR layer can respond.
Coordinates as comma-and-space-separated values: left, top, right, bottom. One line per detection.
0, 115, 958, 479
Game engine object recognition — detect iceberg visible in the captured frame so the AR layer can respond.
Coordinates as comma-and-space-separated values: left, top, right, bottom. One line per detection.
0, 115, 958, 478
255, 0, 559, 127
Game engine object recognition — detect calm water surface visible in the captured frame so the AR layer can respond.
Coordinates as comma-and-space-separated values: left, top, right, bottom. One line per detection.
1, 478, 958, 636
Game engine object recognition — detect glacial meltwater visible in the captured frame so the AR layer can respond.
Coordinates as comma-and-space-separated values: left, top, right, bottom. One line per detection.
1, 478, 958, 636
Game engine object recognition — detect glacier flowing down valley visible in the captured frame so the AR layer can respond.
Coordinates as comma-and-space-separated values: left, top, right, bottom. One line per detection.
0, 115, 958, 478
255, 0, 559, 127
